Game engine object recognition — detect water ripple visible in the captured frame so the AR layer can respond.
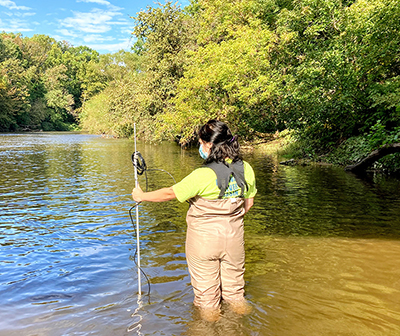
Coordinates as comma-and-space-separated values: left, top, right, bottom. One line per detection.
1, 133, 400, 335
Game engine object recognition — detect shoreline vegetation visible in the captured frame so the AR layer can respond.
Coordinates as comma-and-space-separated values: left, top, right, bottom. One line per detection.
1, 0, 399, 173
249, 131, 400, 175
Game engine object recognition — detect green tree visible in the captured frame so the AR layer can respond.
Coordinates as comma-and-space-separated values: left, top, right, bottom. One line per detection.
0, 56, 30, 129
160, 0, 284, 143
42, 65, 75, 129
78, 0, 400, 170
132, 1, 195, 118
0, 32, 106, 131
274, 0, 400, 151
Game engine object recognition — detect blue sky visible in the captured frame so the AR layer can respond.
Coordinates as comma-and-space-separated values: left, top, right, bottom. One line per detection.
0, 0, 189, 54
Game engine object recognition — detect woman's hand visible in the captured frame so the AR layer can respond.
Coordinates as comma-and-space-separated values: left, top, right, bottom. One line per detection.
132, 184, 144, 203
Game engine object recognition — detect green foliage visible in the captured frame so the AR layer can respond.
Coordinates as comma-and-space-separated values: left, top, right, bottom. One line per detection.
132, 1, 195, 121
78, 50, 145, 138
159, 0, 286, 143
77, 0, 399, 172
275, 0, 400, 151
367, 120, 400, 149
81, 1, 194, 139
326, 136, 372, 165
79, 90, 112, 134
80, 73, 154, 139
374, 153, 400, 173
327, 120, 400, 167
0, 32, 104, 132
326, 133, 400, 173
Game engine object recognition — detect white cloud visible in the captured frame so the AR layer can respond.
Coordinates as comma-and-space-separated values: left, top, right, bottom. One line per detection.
55, 1, 133, 53
86, 38, 132, 53
0, 0, 30, 10
0, 26, 32, 32
60, 8, 124, 33
76, 0, 123, 12
83, 34, 114, 43
77, 0, 111, 5
121, 27, 133, 35
20, 12, 35, 17
4, 11, 36, 17
56, 29, 79, 38
0, 17, 32, 32
108, 20, 129, 26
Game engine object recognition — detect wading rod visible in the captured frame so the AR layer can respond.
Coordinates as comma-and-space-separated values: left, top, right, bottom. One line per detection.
134, 123, 142, 297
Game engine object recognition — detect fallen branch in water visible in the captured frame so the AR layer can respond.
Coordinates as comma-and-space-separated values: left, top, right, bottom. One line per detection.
279, 158, 296, 166
345, 143, 400, 173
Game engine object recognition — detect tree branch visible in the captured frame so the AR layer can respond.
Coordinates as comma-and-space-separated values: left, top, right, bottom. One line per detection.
345, 143, 400, 173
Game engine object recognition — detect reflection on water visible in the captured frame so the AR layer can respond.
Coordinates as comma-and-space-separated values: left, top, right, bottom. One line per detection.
1, 132, 400, 335
245, 236, 400, 336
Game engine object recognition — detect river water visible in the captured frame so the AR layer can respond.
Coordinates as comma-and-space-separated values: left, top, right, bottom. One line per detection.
1, 132, 400, 336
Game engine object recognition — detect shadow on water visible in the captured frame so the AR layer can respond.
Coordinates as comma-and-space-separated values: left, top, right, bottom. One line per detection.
245, 154, 400, 239
1, 133, 400, 335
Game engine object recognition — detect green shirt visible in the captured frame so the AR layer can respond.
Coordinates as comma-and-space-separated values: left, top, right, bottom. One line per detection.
172, 160, 257, 203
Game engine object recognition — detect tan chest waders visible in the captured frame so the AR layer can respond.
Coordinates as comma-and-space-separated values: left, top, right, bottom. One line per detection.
185, 160, 248, 309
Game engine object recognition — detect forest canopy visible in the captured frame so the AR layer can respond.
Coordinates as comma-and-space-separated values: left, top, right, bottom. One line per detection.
81, 0, 399, 150
0, 33, 105, 131
0, 32, 139, 132
1, 0, 399, 169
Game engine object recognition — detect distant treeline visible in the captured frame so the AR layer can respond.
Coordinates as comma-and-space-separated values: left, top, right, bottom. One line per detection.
0, 33, 96, 131
2, 0, 399, 169
0, 32, 140, 132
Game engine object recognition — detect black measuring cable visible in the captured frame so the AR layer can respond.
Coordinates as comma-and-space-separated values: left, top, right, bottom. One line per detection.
129, 151, 176, 297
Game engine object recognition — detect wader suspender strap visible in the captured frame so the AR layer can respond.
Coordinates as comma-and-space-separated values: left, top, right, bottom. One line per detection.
206, 161, 248, 198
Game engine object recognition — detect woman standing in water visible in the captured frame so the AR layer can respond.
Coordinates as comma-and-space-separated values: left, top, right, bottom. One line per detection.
131, 119, 257, 322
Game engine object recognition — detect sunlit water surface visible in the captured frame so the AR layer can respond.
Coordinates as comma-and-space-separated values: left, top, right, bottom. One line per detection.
1, 132, 400, 336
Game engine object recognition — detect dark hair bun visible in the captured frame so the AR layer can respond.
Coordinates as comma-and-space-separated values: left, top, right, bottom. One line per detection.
198, 119, 241, 163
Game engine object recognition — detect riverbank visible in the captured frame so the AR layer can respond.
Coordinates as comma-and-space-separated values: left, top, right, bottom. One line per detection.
243, 131, 318, 166
248, 131, 400, 174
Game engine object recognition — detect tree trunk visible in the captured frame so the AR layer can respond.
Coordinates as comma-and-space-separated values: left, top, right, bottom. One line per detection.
345, 143, 400, 173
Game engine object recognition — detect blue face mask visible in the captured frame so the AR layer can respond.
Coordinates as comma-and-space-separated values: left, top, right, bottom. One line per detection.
199, 144, 209, 160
